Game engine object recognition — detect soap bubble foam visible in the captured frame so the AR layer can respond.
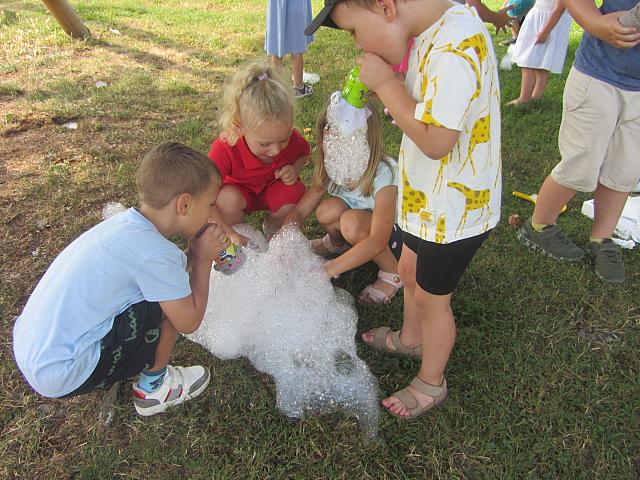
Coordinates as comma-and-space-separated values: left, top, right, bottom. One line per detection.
101, 202, 126, 219
187, 224, 380, 436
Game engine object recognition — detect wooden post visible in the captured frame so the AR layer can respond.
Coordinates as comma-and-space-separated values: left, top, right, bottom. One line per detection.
41, 0, 91, 39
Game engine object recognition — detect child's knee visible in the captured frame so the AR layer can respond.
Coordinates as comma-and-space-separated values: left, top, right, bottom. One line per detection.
414, 288, 452, 315
216, 185, 246, 212
398, 260, 416, 288
315, 197, 345, 225
339, 210, 369, 244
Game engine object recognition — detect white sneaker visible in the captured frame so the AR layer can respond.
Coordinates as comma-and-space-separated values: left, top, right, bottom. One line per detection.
132, 365, 210, 416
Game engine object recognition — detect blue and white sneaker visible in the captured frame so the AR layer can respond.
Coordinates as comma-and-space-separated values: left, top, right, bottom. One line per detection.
132, 365, 210, 416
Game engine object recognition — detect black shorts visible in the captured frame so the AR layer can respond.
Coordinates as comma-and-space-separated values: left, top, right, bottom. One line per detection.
388, 223, 404, 261
403, 230, 490, 295
63, 301, 163, 397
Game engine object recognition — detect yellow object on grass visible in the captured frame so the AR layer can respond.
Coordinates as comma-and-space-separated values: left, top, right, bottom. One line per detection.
512, 191, 567, 213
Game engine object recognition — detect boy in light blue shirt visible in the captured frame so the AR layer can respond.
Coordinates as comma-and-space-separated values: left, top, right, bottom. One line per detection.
13, 142, 229, 416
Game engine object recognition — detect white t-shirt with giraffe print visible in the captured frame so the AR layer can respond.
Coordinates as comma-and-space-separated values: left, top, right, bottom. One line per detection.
397, 4, 501, 244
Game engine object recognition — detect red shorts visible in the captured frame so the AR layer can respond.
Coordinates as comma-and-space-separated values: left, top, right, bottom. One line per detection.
226, 180, 305, 213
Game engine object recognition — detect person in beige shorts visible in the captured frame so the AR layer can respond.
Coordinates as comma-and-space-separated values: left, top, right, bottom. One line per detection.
516, 0, 640, 284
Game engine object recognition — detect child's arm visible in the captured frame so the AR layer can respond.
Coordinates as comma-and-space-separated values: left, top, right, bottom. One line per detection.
536, 0, 567, 43
275, 154, 310, 186
564, 0, 640, 48
358, 54, 460, 160
467, 0, 515, 34
283, 184, 327, 226
324, 185, 397, 278
159, 222, 228, 334
208, 204, 249, 246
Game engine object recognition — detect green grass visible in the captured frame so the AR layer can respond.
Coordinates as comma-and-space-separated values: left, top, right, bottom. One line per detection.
1, 1, 639, 478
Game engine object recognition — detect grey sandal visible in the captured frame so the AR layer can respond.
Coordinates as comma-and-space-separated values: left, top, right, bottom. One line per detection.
366, 327, 422, 358
389, 376, 447, 419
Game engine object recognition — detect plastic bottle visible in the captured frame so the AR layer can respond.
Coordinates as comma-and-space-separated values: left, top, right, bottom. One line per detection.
342, 66, 370, 108
214, 242, 245, 275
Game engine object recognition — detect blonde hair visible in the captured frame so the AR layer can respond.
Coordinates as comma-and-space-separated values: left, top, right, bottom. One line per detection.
218, 62, 294, 146
312, 98, 392, 198
137, 142, 221, 209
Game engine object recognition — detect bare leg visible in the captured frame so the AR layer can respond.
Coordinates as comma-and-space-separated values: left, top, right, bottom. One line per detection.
270, 55, 283, 69
291, 53, 304, 88
382, 287, 454, 417
264, 203, 296, 238
532, 68, 550, 100
214, 185, 247, 225
512, 20, 521, 36
591, 183, 629, 239
531, 176, 576, 226
315, 197, 350, 247
339, 209, 399, 297
149, 318, 178, 371
509, 67, 536, 105
362, 245, 421, 348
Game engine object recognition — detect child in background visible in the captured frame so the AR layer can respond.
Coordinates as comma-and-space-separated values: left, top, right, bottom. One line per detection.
508, 0, 572, 105
307, 0, 501, 418
13, 143, 228, 416
285, 94, 403, 305
500, 0, 535, 45
516, 0, 640, 283
209, 62, 310, 240
265, 0, 315, 98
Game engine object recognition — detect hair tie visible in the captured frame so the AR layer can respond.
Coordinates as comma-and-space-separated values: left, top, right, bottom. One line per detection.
257, 73, 268, 82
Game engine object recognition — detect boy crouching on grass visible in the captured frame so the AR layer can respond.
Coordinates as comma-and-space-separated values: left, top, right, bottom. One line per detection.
13, 142, 228, 416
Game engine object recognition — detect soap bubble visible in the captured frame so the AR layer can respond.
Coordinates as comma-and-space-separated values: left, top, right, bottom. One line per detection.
101, 202, 126, 219
187, 224, 380, 436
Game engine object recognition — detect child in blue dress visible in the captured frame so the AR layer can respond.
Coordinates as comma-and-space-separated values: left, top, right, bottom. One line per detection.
265, 0, 315, 98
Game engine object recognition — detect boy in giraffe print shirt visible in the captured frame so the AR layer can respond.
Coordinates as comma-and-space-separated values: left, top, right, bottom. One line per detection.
306, 0, 501, 419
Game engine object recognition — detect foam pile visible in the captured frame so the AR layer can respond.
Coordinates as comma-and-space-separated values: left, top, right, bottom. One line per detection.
187, 224, 379, 435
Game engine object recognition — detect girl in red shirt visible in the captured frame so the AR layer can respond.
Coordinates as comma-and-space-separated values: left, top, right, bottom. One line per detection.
209, 62, 310, 239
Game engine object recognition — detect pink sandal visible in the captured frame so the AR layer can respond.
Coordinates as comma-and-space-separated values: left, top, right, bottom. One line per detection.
311, 234, 349, 257
357, 270, 403, 305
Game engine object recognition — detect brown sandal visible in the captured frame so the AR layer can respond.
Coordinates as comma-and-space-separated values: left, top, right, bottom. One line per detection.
388, 376, 447, 419
365, 327, 422, 358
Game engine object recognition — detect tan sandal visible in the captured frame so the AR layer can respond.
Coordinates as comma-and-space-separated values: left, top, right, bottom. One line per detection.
388, 376, 447, 419
365, 327, 422, 358
357, 270, 403, 305
310, 234, 349, 256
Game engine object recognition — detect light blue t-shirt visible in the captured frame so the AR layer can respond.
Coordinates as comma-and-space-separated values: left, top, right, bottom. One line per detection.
573, 0, 640, 91
13, 208, 191, 398
331, 158, 398, 211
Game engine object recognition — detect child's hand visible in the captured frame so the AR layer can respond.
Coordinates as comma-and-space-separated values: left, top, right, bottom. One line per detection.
324, 260, 340, 279
190, 222, 229, 263
357, 53, 395, 92
495, 5, 516, 34
535, 30, 550, 44
597, 12, 640, 48
274, 165, 298, 186
228, 230, 250, 247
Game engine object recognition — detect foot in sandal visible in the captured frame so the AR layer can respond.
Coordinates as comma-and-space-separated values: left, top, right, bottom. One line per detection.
382, 376, 447, 419
310, 234, 349, 256
357, 271, 403, 305
361, 326, 422, 358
